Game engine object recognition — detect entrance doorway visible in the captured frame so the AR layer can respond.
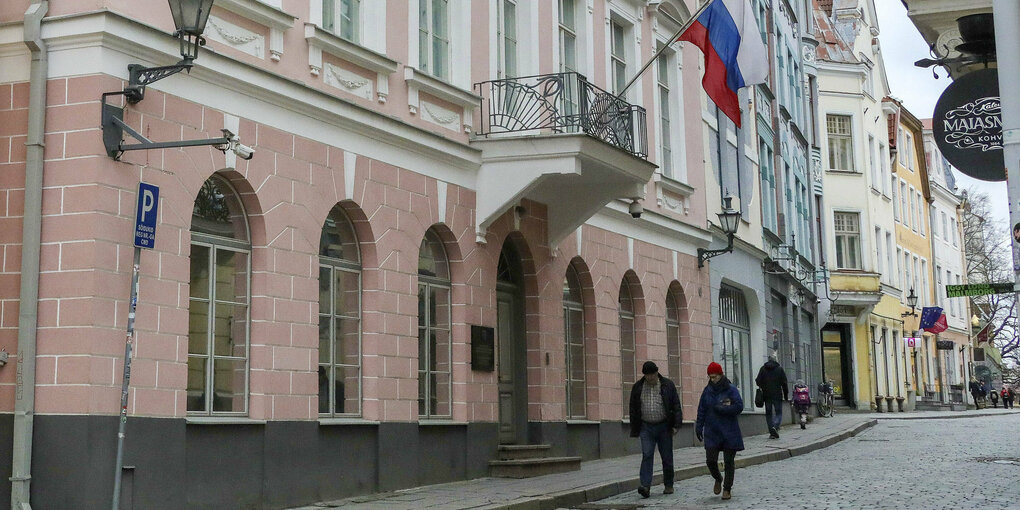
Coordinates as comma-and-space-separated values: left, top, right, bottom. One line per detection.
821, 324, 854, 408
497, 242, 527, 444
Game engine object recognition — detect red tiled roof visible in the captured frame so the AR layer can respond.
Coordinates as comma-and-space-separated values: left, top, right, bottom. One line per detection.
813, 0, 857, 63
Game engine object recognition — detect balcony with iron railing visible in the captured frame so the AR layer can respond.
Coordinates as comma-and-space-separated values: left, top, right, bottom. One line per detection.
471, 72, 655, 246
475, 72, 648, 158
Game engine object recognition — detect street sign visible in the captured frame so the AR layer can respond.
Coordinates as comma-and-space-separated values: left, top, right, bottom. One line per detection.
945, 283, 1013, 298
133, 182, 159, 249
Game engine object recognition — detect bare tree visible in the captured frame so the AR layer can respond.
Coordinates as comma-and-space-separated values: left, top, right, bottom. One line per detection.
962, 188, 1017, 365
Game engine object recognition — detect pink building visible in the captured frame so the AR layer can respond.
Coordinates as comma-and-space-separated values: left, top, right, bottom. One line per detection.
0, 1, 719, 508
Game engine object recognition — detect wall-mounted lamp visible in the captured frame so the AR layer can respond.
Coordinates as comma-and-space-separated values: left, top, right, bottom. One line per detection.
100, 0, 254, 161
901, 288, 919, 318
698, 195, 740, 268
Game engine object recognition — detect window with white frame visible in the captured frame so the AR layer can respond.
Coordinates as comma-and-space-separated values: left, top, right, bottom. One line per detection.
564, 263, 587, 419
322, 0, 359, 42
868, 135, 878, 188
318, 205, 362, 416
951, 217, 958, 246
418, 0, 450, 79
418, 228, 452, 418
940, 211, 947, 240
657, 44, 673, 178
719, 286, 753, 411
892, 175, 899, 221
917, 191, 925, 236
610, 19, 628, 95
909, 187, 917, 232
619, 278, 636, 415
826, 114, 854, 172
886, 233, 894, 286
497, 0, 518, 78
559, 0, 579, 117
900, 180, 909, 228
905, 132, 915, 170
880, 143, 889, 194
834, 212, 862, 269
188, 175, 251, 415
897, 127, 905, 166
875, 227, 883, 276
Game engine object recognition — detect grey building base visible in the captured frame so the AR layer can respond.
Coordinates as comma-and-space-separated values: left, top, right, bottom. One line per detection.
13, 413, 779, 509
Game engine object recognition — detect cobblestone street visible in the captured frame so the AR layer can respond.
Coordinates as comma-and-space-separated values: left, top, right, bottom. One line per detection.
580, 414, 1020, 510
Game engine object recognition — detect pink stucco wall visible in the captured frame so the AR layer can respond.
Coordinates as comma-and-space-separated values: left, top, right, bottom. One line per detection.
0, 76, 712, 423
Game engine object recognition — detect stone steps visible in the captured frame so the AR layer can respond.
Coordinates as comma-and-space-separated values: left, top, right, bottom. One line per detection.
489, 444, 581, 478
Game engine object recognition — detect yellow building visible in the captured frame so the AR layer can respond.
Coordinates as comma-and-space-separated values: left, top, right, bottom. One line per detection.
885, 100, 941, 409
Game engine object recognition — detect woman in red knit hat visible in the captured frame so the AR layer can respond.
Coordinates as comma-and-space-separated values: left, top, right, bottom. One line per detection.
695, 361, 744, 500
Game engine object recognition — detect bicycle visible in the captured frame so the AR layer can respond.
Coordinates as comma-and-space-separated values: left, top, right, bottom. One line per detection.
816, 381, 835, 417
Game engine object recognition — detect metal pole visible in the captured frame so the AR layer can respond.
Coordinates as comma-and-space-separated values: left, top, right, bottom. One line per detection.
993, 0, 1020, 332
616, 0, 714, 98
111, 247, 141, 510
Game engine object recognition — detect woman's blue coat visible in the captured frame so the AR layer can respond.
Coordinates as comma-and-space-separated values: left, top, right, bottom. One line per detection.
695, 377, 745, 451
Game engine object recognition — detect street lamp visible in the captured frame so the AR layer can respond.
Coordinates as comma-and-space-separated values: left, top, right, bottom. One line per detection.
698, 195, 741, 268
101, 0, 254, 161
901, 288, 919, 318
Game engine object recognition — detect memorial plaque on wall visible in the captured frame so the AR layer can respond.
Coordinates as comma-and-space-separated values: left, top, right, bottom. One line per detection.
470, 325, 495, 372
932, 68, 1004, 181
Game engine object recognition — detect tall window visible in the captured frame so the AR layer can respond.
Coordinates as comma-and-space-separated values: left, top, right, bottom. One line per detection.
917, 191, 925, 236
719, 285, 752, 410
886, 233, 895, 286
564, 263, 586, 419
900, 181, 909, 228
892, 175, 899, 221
497, 0, 518, 78
188, 175, 251, 415
619, 279, 636, 414
318, 206, 362, 416
658, 45, 673, 178
880, 143, 889, 194
868, 135, 878, 187
940, 211, 948, 240
760, 140, 777, 232
833, 212, 861, 269
895, 248, 903, 289
904, 132, 915, 170
826, 114, 854, 172
897, 127, 905, 166
558, 0, 579, 117
418, 229, 451, 418
323, 0, 359, 42
419, 0, 449, 79
610, 19, 628, 95
665, 286, 683, 384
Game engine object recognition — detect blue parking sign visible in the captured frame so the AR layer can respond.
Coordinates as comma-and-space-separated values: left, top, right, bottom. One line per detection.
134, 182, 159, 249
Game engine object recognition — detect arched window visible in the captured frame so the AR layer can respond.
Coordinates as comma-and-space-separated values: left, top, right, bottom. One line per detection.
563, 263, 586, 419
619, 279, 636, 413
418, 228, 451, 418
188, 175, 251, 415
665, 288, 682, 383
318, 205, 362, 416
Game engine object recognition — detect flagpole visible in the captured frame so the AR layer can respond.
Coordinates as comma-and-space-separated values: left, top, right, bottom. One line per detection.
616, 0, 715, 98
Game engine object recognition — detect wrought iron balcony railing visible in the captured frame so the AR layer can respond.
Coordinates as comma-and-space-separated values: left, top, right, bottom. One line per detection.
475, 72, 648, 159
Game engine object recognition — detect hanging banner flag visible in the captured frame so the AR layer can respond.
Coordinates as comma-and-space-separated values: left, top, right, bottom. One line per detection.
678, 0, 768, 127
918, 307, 944, 330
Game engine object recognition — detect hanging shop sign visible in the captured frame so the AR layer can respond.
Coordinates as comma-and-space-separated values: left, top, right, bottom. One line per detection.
935, 340, 955, 350
932, 68, 1003, 181
904, 337, 919, 348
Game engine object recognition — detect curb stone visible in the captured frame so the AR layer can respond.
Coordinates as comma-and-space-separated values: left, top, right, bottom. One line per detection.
494, 419, 878, 510
872, 409, 1020, 420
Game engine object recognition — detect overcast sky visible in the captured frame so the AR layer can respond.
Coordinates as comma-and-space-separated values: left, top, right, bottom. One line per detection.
874, 1, 1010, 227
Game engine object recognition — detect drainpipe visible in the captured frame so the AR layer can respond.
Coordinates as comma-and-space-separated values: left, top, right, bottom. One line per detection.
12, 1, 48, 509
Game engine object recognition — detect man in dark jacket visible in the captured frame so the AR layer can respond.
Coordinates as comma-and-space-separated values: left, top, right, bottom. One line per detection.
629, 361, 683, 498
969, 377, 984, 409
755, 353, 788, 439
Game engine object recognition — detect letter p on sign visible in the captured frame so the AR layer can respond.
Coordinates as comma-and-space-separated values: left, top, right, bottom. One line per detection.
133, 182, 160, 249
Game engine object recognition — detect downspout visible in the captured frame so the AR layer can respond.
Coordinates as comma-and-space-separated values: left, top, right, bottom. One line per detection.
13, 1, 48, 509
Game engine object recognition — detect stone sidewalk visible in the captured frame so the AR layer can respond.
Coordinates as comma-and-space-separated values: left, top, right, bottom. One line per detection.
290, 408, 1019, 510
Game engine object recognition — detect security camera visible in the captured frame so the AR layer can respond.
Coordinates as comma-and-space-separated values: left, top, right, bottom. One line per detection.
629, 200, 643, 219
219, 129, 255, 160
232, 143, 255, 160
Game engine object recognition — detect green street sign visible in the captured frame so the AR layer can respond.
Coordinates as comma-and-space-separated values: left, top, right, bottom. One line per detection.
945, 283, 1014, 298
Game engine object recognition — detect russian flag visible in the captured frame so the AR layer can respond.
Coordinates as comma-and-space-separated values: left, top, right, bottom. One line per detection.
678, 0, 768, 128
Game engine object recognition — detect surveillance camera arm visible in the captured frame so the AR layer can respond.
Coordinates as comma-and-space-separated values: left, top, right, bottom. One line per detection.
102, 94, 251, 160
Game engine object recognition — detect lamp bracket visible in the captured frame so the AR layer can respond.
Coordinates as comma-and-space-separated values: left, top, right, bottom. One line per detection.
102, 95, 230, 160
124, 61, 193, 103
697, 233, 735, 268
